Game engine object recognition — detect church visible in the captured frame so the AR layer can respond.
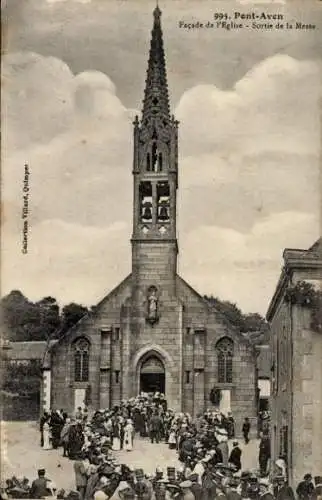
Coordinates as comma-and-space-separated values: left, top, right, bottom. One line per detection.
44, 6, 257, 429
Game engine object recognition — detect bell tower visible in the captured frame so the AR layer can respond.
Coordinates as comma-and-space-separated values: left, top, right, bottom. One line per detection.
131, 5, 179, 294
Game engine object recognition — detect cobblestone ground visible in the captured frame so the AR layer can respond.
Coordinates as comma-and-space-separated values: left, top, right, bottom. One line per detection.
1, 422, 259, 491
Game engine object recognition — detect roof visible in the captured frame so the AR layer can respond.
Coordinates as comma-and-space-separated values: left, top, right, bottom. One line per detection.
4, 341, 57, 360
267, 239, 322, 321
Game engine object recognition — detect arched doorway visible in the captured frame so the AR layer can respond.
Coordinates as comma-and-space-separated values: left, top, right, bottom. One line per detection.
140, 355, 165, 394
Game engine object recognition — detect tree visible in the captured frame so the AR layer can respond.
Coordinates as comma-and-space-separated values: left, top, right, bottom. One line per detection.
36, 296, 60, 339
1, 290, 40, 341
60, 302, 88, 336
204, 295, 269, 344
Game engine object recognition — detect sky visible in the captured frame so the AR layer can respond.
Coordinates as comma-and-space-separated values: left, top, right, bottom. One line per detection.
2, 0, 321, 314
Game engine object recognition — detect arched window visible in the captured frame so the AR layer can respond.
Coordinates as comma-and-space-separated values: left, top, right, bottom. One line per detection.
152, 142, 158, 171
74, 338, 90, 382
216, 337, 233, 383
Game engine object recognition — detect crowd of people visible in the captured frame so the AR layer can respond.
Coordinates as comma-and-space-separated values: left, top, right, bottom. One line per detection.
2, 393, 322, 500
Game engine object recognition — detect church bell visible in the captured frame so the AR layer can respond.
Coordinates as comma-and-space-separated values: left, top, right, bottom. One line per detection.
158, 203, 169, 221
142, 202, 152, 220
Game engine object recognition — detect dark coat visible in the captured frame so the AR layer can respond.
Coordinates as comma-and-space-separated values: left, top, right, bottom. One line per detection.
30, 478, 49, 498
296, 481, 315, 500
229, 446, 242, 471
276, 485, 296, 500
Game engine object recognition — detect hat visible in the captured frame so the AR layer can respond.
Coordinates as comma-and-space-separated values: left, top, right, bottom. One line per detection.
315, 476, 322, 486
274, 475, 286, 482
241, 471, 251, 480
259, 478, 270, 487
135, 469, 144, 480
304, 474, 312, 481
179, 480, 192, 488
155, 467, 163, 474
99, 477, 109, 486
201, 455, 211, 462
188, 474, 199, 482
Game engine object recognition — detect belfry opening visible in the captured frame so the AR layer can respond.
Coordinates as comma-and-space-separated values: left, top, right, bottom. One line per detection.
139, 355, 165, 394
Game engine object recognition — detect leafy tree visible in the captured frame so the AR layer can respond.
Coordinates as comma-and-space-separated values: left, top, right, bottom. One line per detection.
204, 295, 269, 344
1, 290, 40, 341
1, 291, 88, 341
60, 302, 88, 335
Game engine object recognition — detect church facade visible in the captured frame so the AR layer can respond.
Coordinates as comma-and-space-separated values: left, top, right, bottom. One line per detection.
44, 7, 257, 430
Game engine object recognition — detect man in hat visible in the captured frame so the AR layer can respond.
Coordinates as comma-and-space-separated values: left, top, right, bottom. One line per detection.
30, 469, 50, 498
239, 471, 251, 499
274, 476, 295, 500
149, 411, 163, 444
229, 442, 242, 472
179, 480, 194, 500
296, 474, 315, 500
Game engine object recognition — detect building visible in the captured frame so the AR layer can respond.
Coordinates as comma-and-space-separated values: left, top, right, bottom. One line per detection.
44, 6, 258, 430
267, 239, 322, 487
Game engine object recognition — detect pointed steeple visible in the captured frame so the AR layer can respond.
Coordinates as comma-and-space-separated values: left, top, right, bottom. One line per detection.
141, 5, 170, 124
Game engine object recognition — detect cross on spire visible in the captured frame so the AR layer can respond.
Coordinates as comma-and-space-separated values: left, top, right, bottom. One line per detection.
141, 4, 170, 124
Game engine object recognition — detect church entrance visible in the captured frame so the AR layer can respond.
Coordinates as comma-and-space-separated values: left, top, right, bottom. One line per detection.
140, 355, 165, 394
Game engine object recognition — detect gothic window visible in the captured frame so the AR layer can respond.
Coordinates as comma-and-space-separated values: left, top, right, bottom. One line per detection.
139, 182, 152, 222
216, 337, 233, 383
152, 142, 158, 171
157, 182, 170, 222
74, 338, 90, 382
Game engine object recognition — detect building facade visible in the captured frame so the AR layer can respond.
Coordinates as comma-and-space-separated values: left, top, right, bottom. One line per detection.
45, 6, 257, 430
267, 239, 322, 487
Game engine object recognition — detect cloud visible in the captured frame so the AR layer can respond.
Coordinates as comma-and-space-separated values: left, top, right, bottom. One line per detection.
2, 219, 130, 306
180, 211, 319, 313
2, 51, 320, 313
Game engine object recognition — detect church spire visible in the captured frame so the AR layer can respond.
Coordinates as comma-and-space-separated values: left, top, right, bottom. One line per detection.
141, 5, 170, 123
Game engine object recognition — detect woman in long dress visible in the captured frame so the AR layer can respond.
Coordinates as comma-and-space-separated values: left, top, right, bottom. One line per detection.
43, 421, 52, 450
123, 419, 134, 452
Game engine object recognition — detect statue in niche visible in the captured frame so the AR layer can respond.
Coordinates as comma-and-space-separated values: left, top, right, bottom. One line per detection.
147, 286, 159, 324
